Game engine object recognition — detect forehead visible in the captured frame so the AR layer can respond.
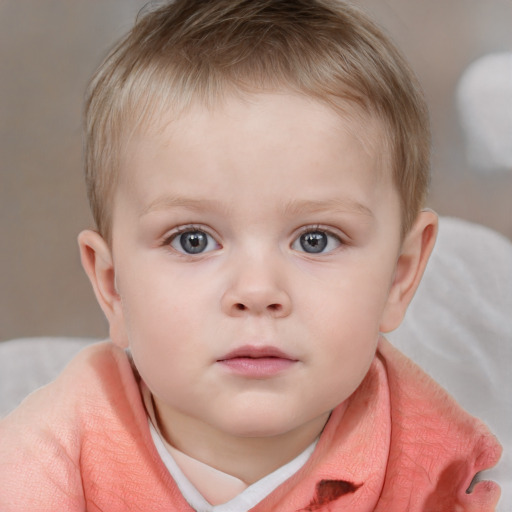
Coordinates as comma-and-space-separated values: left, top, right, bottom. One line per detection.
122, 90, 389, 168
114, 91, 394, 217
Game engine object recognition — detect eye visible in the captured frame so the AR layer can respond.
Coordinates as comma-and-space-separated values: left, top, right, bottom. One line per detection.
169, 229, 219, 254
292, 229, 341, 254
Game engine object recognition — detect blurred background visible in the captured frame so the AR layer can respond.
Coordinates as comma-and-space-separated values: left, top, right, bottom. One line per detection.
1, 0, 511, 342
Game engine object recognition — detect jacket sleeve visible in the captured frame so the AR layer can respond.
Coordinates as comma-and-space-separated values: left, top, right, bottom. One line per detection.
0, 355, 87, 511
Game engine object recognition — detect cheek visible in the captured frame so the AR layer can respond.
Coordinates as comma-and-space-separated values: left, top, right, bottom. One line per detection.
310, 265, 393, 332
117, 269, 210, 375
120, 259, 211, 325
124, 301, 205, 404
310, 321, 378, 414
300, 269, 390, 396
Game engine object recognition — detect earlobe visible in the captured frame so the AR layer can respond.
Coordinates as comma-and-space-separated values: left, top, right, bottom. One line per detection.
379, 210, 438, 333
78, 230, 128, 348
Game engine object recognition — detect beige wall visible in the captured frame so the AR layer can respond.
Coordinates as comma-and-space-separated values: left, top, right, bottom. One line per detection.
1, 0, 511, 342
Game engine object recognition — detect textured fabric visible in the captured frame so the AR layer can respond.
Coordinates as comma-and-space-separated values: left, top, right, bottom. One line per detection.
0, 339, 502, 511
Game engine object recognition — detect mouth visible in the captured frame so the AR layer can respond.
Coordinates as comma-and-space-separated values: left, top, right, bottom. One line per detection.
217, 345, 298, 378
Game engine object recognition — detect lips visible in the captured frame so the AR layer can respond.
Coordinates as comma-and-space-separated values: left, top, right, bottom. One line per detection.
217, 345, 298, 378
219, 345, 295, 361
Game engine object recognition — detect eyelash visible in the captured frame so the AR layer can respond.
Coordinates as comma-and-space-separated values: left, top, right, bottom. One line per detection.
296, 225, 341, 239
162, 225, 206, 244
161, 224, 219, 253
293, 225, 344, 254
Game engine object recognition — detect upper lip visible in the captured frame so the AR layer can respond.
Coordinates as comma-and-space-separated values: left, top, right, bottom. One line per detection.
218, 345, 297, 361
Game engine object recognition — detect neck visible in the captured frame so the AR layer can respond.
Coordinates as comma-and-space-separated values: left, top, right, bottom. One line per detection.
152, 398, 333, 484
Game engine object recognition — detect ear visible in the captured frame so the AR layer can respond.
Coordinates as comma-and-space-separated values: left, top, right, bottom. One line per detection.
78, 230, 129, 348
379, 210, 438, 333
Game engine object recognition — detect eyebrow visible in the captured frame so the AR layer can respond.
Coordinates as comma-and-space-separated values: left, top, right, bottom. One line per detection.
283, 198, 374, 219
140, 195, 229, 216
140, 194, 374, 219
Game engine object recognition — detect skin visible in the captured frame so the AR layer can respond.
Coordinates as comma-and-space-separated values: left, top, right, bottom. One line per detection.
79, 91, 437, 484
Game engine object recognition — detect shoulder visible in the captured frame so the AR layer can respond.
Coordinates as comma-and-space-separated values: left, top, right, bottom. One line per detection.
1, 342, 133, 420
0, 342, 143, 511
377, 337, 502, 511
61, 340, 132, 378
0, 340, 132, 438
377, 337, 500, 443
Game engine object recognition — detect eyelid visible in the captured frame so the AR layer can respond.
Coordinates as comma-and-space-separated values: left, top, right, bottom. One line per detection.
162, 224, 214, 241
295, 225, 344, 242
291, 225, 346, 253
162, 224, 221, 253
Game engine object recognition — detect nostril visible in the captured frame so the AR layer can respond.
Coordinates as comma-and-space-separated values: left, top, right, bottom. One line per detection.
231, 302, 285, 314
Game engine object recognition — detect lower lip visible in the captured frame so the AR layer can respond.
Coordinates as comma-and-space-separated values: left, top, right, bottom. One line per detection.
218, 357, 296, 378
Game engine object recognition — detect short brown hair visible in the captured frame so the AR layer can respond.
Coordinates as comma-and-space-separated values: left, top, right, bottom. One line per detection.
84, 0, 430, 243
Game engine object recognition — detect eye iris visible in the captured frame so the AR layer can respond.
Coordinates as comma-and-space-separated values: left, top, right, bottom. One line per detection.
180, 231, 207, 253
300, 231, 327, 253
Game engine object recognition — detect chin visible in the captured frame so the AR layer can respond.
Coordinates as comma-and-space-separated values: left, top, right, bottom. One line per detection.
216, 413, 302, 439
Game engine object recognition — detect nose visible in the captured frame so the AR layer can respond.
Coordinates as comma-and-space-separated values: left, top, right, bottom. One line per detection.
221, 256, 292, 318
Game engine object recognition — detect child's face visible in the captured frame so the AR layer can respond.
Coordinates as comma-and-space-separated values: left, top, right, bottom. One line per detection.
107, 92, 404, 441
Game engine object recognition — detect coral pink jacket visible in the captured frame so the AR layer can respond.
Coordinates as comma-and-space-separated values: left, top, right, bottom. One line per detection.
0, 339, 501, 511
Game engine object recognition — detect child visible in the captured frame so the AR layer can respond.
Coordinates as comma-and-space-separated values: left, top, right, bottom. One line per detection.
0, 0, 502, 510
